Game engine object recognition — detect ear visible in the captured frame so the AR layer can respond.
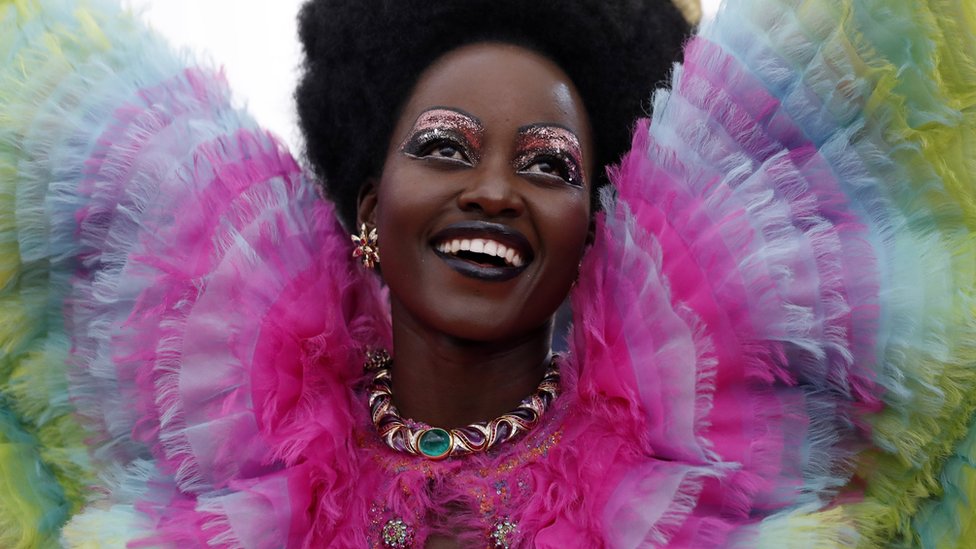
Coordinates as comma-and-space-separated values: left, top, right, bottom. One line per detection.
356, 177, 380, 229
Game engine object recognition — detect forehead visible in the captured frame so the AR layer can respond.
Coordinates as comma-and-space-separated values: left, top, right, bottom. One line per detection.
393, 43, 591, 142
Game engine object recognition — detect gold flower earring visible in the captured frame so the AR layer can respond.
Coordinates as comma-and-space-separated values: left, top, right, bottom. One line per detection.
351, 224, 380, 269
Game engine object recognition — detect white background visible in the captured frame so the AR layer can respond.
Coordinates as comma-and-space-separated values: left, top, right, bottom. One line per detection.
131, 0, 723, 153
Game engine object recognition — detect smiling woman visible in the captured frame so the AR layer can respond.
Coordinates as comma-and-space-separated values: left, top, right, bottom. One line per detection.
360, 43, 594, 443
293, 4, 694, 537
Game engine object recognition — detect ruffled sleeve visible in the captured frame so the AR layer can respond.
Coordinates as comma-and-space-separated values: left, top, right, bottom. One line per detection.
571, 0, 976, 545
1, 1, 389, 546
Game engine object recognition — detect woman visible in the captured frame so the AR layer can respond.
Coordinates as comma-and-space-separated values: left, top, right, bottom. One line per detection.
287, 2, 694, 545
295, 0, 689, 443
2, 0, 975, 547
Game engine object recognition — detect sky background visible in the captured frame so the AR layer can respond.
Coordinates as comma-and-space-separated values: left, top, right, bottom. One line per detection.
131, 0, 723, 153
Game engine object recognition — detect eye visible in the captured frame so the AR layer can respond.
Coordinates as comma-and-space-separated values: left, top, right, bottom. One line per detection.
402, 130, 474, 166
525, 158, 565, 177
421, 140, 469, 163
518, 155, 582, 187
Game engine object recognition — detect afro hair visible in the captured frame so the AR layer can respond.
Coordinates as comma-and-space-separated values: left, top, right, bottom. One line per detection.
296, 0, 691, 229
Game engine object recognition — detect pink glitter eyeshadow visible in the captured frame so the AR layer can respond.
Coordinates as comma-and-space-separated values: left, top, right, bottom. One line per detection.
399, 107, 484, 160
513, 125, 585, 186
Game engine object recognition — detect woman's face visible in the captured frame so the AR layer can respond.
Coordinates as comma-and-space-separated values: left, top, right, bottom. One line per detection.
360, 43, 593, 343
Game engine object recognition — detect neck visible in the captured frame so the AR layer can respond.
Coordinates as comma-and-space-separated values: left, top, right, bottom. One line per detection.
388, 305, 553, 429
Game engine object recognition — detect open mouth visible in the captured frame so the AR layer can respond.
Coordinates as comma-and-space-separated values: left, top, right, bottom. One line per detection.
435, 238, 525, 268
431, 222, 533, 281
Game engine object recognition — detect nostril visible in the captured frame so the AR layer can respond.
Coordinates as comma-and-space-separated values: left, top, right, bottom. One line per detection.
457, 189, 523, 218
460, 199, 485, 213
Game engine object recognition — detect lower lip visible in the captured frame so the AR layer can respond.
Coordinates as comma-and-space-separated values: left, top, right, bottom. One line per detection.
433, 249, 527, 282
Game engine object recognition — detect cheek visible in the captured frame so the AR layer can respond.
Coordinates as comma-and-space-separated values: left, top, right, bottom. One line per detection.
376, 159, 461, 207
530, 195, 590, 312
375, 167, 433, 233
372, 165, 455, 281
542, 197, 591, 262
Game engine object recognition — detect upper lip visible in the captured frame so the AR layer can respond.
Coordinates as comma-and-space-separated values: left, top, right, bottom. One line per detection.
430, 221, 534, 267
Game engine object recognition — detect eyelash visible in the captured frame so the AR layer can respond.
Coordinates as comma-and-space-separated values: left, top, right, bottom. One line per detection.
403, 132, 472, 165
516, 154, 583, 188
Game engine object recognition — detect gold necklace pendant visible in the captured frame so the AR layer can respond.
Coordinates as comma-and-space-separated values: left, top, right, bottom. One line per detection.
365, 351, 560, 460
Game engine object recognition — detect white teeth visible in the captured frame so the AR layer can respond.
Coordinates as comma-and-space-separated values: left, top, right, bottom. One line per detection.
435, 237, 527, 268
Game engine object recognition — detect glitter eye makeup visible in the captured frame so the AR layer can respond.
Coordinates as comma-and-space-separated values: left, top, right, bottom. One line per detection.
399, 107, 484, 165
512, 125, 585, 188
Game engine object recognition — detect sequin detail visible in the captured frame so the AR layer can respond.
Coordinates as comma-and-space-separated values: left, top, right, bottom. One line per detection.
381, 517, 414, 548
490, 518, 518, 548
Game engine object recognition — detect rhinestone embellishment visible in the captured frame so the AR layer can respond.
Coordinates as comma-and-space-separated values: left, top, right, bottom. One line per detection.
490, 519, 518, 548
381, 517, 414, 548
351, 223, 380, 269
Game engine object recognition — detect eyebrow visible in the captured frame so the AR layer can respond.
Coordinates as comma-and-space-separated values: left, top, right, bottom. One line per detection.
516, 122, 580, 138
514, 123, 584, 158
411, 106, 483, 130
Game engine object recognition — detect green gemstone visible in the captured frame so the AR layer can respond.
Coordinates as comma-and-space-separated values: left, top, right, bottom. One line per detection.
418, 428, 452, 459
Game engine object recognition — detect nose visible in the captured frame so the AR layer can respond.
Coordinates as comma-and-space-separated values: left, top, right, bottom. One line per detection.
457, 166, 525, 218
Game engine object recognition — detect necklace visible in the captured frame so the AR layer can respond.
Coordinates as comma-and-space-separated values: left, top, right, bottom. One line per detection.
365, 350, 560, 460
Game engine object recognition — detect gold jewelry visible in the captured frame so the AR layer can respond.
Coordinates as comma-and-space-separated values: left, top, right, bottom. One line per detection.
351, 223, 380, 269
365, 350, 560, 460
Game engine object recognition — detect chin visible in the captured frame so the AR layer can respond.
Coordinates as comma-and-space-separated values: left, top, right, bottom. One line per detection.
428, 310, 555, 347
